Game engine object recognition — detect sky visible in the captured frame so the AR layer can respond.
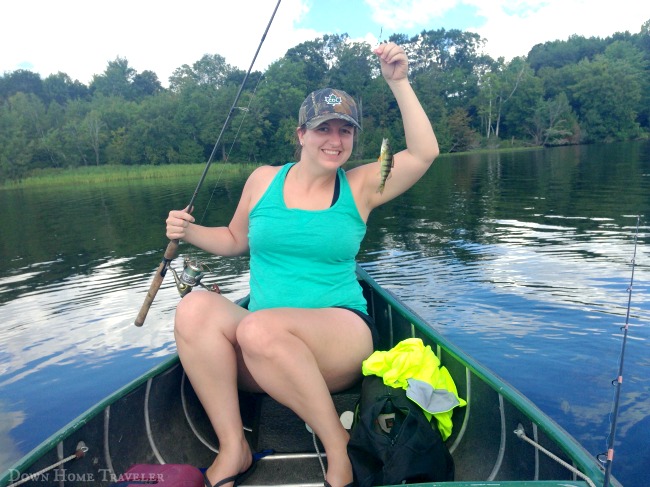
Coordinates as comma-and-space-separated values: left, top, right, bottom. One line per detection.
2, 0, 649, 87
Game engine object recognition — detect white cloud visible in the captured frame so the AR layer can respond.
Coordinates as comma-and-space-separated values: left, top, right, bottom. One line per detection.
364, 0, 458, 30
362, 0, 650, 60
2, 0, 649, 86
464, 0, 650, 60
1, 0, 315, 85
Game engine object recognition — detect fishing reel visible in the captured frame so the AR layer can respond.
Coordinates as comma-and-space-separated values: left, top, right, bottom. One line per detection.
169, 257, 220, 297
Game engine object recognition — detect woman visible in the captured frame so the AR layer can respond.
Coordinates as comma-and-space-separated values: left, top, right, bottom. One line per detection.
166, 42, 439, 487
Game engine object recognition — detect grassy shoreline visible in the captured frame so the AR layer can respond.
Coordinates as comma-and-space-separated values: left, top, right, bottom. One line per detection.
0, 147, 543, 190
0, 163, 263, 189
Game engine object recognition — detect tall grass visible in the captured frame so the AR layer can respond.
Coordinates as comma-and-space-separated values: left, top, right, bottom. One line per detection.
0, 163, 262, 189
1, 146, 537, 190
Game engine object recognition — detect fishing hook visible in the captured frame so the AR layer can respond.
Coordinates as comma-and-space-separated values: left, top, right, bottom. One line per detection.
134, 0, 282, 327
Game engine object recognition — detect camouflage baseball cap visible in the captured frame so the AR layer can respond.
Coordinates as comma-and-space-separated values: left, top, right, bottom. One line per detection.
298, 88, 362, 131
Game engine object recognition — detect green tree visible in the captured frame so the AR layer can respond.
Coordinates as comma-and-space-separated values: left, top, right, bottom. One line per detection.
88, 95, 139, 164
91, 57, 134, 97
60, 99, 92, 167
2, 27, 650, 182
477, 57, 535, 141
9, 92, 66, 168
399, 28, 493, 121
499, 67, 544, 141
410, 70, 450, 150
42, 72, 90, 104
328, 41, 374, 97
0, 69, 43, 100
131, 70, 163, 98
526, 93, 579, 146
84, 110, 105, 165
197, 84, 242, 162
535, 65, 577, 100
569, 42, 645, 142
0, 96, 31, 180
635, 20, 650, 128
402, 29, 484, 76
256, 58, 311, 160
527, 35, 607, 72
219, 91, 272, 164
137, 91, 202, 165
169, 53, 236, 92
285, 35, 346, 87
90, 57, 144, 100
447, 108, 478, 152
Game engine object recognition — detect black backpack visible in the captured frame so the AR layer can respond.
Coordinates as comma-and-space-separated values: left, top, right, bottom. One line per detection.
347, 375, 454, 487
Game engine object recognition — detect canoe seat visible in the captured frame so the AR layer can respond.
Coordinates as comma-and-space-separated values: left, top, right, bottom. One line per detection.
235, 383, 362, 485
247, 381, 361, 453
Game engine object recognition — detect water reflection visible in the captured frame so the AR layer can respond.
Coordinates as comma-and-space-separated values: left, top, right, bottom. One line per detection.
362, 210, 649, 486
0, 406, 24, 469
1, 142, 649, 486
1, 254, 252, 388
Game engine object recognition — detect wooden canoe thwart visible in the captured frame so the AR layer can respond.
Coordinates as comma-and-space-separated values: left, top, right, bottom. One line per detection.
1, 266, 621, 487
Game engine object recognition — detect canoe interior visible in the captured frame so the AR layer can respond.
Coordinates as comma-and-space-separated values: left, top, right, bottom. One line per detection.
1, 267, 618, 487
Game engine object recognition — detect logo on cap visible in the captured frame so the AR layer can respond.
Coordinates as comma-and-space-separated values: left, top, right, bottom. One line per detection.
324, 94, 342, 106
298, 88, 362, 131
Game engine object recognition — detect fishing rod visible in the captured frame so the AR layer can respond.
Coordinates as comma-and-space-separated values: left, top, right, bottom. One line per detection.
602, 215, 641, 487
134, 0, 282, 327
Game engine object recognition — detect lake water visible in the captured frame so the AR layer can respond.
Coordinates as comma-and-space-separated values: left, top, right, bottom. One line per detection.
1, 141, 649, 486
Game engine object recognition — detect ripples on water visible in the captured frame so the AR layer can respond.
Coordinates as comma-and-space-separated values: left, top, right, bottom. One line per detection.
362, 214, 649, 485
363, 215, 649, 359
0, 250, 253, 468
1, 144, 649, 485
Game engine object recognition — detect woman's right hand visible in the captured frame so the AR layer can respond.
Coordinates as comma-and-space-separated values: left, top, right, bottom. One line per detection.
166, 207, 195, 240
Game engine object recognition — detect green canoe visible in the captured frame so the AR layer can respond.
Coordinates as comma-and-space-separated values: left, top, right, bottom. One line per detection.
0, 266, 621, 487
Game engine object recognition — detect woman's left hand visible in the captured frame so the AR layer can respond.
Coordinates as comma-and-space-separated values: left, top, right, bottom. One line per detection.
373, 42, 409, 83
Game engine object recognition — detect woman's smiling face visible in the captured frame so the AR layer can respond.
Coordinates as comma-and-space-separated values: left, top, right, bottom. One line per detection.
299, 118, 355, 167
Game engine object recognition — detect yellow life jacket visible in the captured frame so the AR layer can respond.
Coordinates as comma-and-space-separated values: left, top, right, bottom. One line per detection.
362, 338, 467, 440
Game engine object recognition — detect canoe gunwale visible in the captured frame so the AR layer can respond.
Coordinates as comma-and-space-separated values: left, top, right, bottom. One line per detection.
0, 265, 617, 486
1, 354, 182, 485
355, 265, 610, 485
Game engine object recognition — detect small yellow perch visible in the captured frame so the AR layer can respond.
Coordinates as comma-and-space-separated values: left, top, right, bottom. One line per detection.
377, 137, 394, 194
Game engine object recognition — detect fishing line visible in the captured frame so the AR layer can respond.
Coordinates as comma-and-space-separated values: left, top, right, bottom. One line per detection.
197, 67, 267, 228
187, 59, 267, 271
600, 215, 642, 487
134, 0, 282, 327
376, 26, 388, 132
184, 0, 281, 215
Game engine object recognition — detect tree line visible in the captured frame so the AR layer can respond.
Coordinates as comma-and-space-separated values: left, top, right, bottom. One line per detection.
1, 22, 649, 182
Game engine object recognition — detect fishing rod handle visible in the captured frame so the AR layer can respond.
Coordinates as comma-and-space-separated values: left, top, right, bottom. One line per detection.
134, 239, 179, 327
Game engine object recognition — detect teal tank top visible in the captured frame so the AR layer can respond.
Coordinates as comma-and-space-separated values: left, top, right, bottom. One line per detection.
248, 163, 367, 313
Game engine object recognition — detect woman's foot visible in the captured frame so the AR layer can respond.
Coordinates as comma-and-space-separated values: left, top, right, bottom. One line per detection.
203, 437, 252, 487
324, 445, 354, 487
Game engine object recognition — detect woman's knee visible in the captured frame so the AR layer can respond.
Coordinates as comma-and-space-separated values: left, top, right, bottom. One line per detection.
174, 293, 204, 339
236, 311, 282, 358
174, 292, 232, 341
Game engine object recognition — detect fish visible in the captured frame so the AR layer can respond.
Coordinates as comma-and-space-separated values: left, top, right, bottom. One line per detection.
376, 138, 394, 194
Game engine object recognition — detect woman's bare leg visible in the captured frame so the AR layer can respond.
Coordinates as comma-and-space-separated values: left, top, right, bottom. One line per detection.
236, 307, 374, 487
174, 291, 260, 487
